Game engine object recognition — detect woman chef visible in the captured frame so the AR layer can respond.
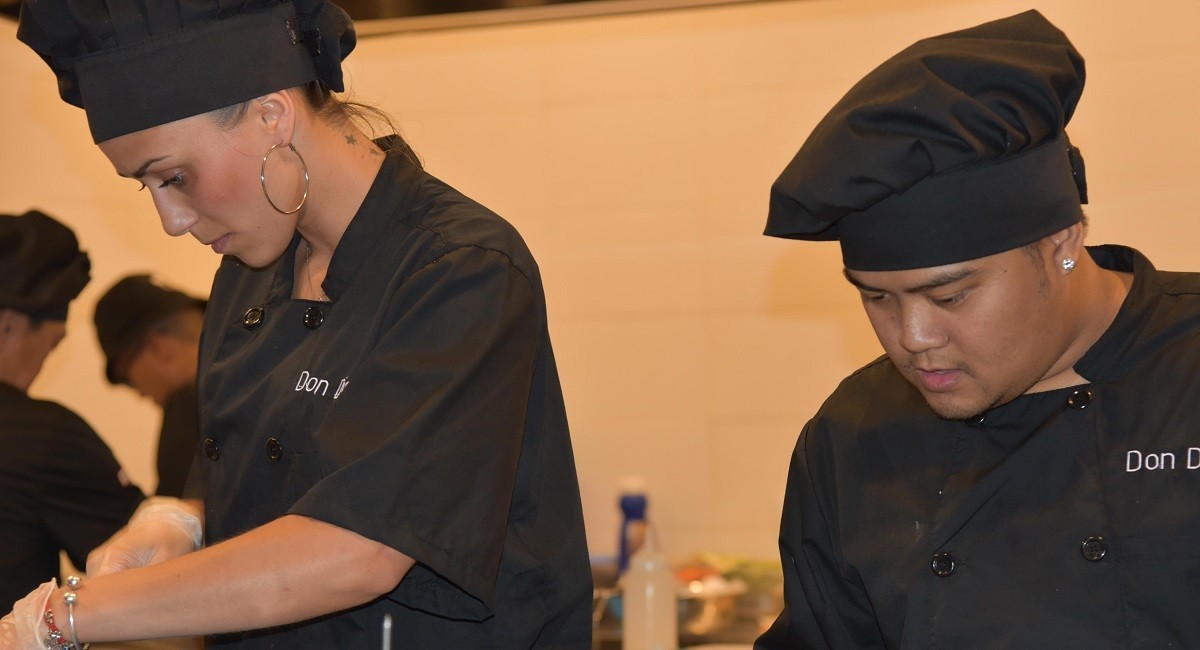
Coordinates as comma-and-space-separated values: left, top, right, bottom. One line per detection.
2, 0, 593, 647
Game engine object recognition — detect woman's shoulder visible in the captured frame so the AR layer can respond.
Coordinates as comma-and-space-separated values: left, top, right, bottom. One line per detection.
391, 167, 542, 282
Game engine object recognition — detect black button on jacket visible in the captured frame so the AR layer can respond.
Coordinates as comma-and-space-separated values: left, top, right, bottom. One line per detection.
758, 247, 1200, 648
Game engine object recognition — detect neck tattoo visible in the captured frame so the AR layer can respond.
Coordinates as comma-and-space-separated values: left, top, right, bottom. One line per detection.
304, 240, 330, 302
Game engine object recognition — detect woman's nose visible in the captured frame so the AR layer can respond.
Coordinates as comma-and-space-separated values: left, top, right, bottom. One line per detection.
153, 197, 198, 237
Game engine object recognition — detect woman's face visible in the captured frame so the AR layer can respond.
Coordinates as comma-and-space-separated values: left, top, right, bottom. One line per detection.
98, 109, 301, 268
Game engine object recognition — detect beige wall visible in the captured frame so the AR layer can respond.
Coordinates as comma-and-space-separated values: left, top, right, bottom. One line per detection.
2, 0, 1198, 562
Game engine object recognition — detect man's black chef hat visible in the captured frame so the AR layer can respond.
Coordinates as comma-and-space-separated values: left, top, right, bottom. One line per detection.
94, 274, 207, 384
0, 210, 91, 321
17, 0, 357, 143
766, 10, 1088, 271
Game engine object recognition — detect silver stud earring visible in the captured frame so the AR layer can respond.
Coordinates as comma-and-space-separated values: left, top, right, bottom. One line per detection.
1061, 258, 1076, 272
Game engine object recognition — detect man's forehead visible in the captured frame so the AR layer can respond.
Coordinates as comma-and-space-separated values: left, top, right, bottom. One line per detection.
844, 263, 981, 293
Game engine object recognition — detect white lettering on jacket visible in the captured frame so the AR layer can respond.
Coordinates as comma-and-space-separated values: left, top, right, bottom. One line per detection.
295, 371, 330, 397
1123, 448, 1200, 472
294, 372, 350, 399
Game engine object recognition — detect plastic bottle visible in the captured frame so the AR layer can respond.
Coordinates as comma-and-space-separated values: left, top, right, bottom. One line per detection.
617, 476, 648, 575
622, 526, 678, 650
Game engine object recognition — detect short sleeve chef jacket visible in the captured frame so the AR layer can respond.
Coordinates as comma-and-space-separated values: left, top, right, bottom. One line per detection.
0, 383, 144, 609
194, 148, 592, 648
758, 246, 1200, 649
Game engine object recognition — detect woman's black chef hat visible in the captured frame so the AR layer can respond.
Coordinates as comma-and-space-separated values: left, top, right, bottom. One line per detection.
0, 210, 91, 321
766, 10, 1088, 271
17, 0, 356, 143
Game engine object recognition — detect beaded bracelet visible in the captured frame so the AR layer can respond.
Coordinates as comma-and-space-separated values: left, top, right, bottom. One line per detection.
41, 576, 89, 650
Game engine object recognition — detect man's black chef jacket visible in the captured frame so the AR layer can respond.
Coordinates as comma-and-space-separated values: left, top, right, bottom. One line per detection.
192, 147, 592, 648
154, 382, 199, 498
0, 383, 144, 608
758, 246, 1200, 648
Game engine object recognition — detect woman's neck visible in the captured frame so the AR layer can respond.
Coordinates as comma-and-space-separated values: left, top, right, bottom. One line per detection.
292, 120, 386, 261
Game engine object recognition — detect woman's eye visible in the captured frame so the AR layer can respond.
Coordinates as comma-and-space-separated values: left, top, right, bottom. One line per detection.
158, 173, 184, 189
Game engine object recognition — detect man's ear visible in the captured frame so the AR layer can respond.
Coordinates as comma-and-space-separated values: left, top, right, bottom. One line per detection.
0, 309, 26, 357
1048, 221, 1086, 270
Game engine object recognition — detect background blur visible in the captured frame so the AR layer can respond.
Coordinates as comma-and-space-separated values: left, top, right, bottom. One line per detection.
1, 0, 1198, 565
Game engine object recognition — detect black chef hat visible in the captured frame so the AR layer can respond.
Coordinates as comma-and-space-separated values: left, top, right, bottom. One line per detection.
766, 10, 1088, 271
17, 0, 356, 143
94, 274, 207, 384
0, 210, 91, 321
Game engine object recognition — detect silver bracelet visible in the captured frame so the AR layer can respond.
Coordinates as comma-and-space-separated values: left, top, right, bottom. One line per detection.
63, 576, 89, 650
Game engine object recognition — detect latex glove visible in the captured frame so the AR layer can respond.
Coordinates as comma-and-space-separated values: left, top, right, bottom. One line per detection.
0, 580, 54, 650
88, 497, 203, 577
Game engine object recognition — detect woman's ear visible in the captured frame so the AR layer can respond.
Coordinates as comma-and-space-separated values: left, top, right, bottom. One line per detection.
253, 90, 298, 144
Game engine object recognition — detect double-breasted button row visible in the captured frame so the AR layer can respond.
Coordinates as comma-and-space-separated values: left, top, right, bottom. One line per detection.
242, 306, 324, 330
203, 437, 285, 461
931, 536, 1109, 577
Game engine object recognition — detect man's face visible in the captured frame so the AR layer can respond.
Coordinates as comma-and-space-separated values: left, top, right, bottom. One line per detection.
845, 244, 1071, 420
121, 332, 197, 407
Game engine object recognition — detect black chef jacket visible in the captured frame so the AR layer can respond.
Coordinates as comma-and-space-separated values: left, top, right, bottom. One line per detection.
0, 383, 144, 609
194, 147, 592, 648
758, 245, 1200, 649
154, 382, 200, 498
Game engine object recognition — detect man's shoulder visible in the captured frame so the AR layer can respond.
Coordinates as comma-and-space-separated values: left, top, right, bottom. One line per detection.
1157, 269, 1200, 297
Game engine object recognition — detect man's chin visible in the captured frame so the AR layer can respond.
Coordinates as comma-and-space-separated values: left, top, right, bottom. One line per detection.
921, 392, 989, 421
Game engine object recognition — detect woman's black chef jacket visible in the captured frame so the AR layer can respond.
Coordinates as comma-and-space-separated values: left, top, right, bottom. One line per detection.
0, 384, 144, 609
758, 246, 1200, 649
192, 148, 592, 647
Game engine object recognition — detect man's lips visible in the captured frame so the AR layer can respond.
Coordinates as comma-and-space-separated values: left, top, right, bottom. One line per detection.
915, 368, 963, 392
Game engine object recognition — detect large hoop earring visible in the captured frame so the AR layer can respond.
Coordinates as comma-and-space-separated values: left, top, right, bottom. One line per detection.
260, 142, 309, 214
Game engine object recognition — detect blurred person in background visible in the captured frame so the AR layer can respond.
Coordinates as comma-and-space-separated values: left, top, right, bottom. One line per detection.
0, 210, 144, 611
94, 275, 205, 498
757, 10, 1200, 648
3, 0, 592, 646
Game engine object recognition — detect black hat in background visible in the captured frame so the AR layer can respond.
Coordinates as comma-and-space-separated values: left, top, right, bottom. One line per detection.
16, 0, 357, 143
766, 10, 1088, 271
0, 210, 90, 321
94, 274, 207, 384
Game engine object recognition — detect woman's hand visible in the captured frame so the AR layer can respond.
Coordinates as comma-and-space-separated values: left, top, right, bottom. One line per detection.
87, 497, 203, 577
0, 580, 54, 650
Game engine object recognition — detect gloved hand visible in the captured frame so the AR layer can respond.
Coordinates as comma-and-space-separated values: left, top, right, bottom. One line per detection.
0, 580, 54, 650
87, 497, 203, 577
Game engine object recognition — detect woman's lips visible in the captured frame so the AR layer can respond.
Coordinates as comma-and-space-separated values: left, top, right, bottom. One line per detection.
916, 368, 962, 392
210, 234, 230, 254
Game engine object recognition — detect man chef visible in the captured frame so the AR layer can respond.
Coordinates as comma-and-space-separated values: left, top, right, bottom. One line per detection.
757, 10, 1200, 648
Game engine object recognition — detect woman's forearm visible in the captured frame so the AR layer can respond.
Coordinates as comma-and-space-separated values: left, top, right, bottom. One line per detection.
55, 514, 414, 642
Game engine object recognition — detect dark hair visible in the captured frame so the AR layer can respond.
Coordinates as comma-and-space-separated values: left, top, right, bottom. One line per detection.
210, 81, 421, 168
